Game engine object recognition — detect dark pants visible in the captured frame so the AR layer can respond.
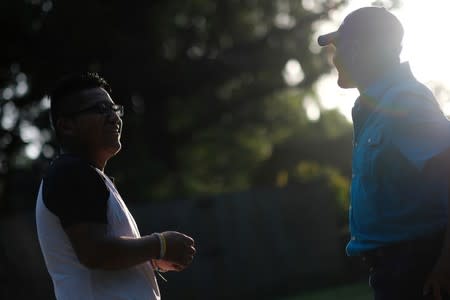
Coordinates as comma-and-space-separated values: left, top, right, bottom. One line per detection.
362, 231, 450, 300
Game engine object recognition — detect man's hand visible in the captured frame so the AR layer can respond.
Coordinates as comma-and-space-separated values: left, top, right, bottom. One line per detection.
159, 231, 195, 271
152, 259, 184, 272
424, 255, 450, 300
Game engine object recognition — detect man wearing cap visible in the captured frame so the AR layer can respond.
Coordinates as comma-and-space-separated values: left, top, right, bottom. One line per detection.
318, 6, 450, 300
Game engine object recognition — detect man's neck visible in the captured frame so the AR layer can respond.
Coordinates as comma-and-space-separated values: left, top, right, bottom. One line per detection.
356, 62, 401, 94
357, 72, 385, 94
60, 147, 107, 171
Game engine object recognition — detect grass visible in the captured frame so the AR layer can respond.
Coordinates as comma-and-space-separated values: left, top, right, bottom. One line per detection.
279, 281, 372, 300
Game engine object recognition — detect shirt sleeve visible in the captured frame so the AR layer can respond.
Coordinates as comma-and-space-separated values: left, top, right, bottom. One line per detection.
43, 158, 109, 228
385, 90, 450, 171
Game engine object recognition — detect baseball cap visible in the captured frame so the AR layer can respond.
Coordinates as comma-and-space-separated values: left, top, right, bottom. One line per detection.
318, 6, 403, 48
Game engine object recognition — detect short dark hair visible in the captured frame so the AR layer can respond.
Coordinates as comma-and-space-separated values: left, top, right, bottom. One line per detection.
49, 72, 112, 134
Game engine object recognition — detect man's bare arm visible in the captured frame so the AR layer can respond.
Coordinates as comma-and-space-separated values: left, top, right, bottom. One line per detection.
65, 223, 195, 270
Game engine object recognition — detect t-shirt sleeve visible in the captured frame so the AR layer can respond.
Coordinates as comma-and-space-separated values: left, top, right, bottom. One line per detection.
43, 159, 109, 228
385, 90, 450, 171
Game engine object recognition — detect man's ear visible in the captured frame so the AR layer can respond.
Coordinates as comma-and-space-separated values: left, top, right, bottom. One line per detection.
349, 40, 362, 66
56, 117, 76, 137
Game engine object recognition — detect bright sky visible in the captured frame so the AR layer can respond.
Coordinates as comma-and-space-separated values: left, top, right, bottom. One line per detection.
313, 0, 450, 122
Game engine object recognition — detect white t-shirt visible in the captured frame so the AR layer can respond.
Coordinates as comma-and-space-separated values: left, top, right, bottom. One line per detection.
36, 155, 160, 300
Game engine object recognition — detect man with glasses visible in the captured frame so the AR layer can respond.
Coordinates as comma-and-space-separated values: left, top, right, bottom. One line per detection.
36, 73, 196, 300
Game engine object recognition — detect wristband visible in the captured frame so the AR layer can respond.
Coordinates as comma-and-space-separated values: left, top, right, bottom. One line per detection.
155, 233, 166, 259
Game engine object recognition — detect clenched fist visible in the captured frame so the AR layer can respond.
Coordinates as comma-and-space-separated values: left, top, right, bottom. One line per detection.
156, 231, 195, 271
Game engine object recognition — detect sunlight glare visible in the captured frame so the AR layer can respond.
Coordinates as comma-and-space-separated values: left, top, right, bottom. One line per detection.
20, 122, 41, 143
399, 2, 450, 84
303, 97, 321, 121
2, 87, 14, 100
315, 1, 450, 120
283, 59, 305, 86
25, 143, 41, 159
396, 1, 450, 116
1, 102, 19, 130
274, 13, 296, 29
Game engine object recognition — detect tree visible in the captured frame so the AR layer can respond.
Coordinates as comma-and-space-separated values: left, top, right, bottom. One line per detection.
5, 0, 399, 211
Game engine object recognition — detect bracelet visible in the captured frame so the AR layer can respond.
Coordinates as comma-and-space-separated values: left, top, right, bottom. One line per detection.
155, 233, 166, 259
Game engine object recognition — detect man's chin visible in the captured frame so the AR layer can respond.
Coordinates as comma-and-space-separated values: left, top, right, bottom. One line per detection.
105, 143, 121, 158
337, 76, 357, 89
112, 144, 121, 156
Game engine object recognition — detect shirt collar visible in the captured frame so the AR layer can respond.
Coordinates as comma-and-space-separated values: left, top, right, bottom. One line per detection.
362, 62, 415, 102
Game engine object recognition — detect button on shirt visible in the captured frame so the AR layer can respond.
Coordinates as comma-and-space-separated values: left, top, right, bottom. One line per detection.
347, 62, 450, 256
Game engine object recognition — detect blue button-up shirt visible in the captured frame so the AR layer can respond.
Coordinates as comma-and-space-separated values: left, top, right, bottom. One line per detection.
347, 62, 450, 256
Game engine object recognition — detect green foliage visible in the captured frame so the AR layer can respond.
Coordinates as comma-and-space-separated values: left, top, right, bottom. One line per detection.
0, 0, 402, 210
275, 160, 350, 223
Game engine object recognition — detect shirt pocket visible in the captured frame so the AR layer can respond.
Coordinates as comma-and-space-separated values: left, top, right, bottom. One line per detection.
362, 127, 384, 178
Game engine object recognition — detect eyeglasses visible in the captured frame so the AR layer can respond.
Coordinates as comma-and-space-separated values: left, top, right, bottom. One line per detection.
65, 102, 124, 117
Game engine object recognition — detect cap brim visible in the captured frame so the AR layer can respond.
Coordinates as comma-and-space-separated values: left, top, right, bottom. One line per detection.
318, 31, 338, 46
